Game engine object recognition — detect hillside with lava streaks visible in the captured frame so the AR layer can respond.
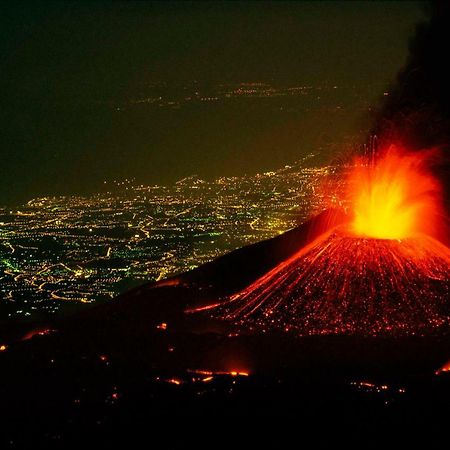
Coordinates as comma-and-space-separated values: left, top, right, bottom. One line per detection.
204, 229, 450, 336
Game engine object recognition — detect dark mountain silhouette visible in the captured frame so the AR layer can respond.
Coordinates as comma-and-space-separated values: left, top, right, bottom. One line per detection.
0, 211, 449, 446
1, 2, 450, 444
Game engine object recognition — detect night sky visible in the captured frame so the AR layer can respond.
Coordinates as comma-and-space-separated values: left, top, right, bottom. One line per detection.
1, 1, 425, 204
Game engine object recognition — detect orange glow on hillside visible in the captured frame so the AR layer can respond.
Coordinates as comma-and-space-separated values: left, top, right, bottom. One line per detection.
22, 328, 55, 341
195, 143, 450, 337
436, 360, 450, 375
348, 146, 442, 240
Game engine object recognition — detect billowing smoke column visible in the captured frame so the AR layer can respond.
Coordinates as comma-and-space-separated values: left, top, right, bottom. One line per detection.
373, 1, 450, 213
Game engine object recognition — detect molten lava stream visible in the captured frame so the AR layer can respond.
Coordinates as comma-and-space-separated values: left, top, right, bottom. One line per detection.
203, 146, 450, 337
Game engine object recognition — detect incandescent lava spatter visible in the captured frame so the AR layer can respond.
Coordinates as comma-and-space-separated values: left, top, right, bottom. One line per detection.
197, 146, 450, 336
207, 228, 450, 336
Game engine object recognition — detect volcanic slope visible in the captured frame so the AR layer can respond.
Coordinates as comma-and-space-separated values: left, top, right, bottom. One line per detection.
207, 228, 450, 336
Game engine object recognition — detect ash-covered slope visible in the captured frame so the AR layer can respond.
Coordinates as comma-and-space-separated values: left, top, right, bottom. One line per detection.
207, 228, 450, 336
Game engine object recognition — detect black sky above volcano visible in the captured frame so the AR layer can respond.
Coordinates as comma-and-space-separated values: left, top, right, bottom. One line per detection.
0, 1, 424, 204
373, 1, 450, 211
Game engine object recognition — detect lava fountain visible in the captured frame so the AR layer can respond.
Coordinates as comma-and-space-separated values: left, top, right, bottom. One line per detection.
201, 145, 450, 336
349, 146, 443, 240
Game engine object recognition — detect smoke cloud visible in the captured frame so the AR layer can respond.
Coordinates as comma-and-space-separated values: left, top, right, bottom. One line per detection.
373, 1, 450, 210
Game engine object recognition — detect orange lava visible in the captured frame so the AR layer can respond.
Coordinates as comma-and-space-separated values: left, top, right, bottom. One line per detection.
436, 360, 450, 375
195, 143, 450, 337
187, 369, 249, 377
348, 145, 442, 240
166, 378, 182, 385
22, 328, 55, 341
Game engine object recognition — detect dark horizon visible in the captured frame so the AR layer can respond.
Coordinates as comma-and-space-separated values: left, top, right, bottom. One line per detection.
1, 3, 450, 446
0, 1, 425, 204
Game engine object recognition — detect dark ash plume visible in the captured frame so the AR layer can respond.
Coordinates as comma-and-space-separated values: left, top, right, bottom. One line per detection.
373, 1, 450, 210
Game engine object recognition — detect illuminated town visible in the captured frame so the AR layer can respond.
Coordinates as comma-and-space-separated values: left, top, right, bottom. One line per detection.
0, 155, 336, 321
1, 2, 449, 446
110, 80, 378, 112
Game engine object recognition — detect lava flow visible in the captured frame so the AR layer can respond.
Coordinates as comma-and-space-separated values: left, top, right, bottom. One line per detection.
203, 146, 450, 336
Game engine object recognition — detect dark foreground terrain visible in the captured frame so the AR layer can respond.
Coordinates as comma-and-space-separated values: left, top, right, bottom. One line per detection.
0, 211, 449, 448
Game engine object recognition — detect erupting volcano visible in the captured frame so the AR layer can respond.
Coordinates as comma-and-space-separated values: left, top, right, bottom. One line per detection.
203, 146, 450, 336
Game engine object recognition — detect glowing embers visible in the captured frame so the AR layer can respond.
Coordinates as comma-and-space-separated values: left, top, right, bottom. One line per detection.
193, 145, 450, 336
155, 370, 250, 387
349, 381, 406, 405
21, 328, 56, 341
207, 230, 450, 336
348, 146, 442, 240
435, 360, 450, 375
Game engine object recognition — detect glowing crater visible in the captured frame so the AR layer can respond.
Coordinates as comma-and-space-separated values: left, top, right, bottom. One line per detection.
196, 145, 450, 336
349, 146, 442, 240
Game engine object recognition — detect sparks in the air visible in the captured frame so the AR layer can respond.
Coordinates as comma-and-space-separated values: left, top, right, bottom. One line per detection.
195, 143, 450, 337
348, 145, 442, 240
